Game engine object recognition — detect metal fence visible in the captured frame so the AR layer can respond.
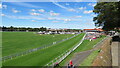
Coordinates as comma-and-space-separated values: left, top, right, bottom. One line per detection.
45, 33, 86, 66
1, 33, 80, 61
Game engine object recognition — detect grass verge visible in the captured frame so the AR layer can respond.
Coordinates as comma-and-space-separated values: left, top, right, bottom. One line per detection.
80, 50, 100, 66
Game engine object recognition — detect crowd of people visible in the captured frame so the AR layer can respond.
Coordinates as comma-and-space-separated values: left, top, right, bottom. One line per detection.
54, 60, 75, 68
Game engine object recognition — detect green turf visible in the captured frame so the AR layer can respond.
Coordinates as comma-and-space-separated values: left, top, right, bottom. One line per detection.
60, 35, 106, 66
80, 50, 99, 66
0, 32, 2, 67
3, 33, 85, 66
74, 35, 106, 52
2, 32, 74, 57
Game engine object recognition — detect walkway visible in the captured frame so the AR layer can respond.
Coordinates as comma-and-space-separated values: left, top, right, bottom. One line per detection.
64, 37, 107, 66
111, 34, 120, 67
111, 42, 119, 66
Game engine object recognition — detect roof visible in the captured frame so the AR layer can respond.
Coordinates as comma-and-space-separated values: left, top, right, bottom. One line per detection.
84, 28, 104, 31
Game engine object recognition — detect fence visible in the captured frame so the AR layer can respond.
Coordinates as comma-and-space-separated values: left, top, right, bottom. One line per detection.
93, 36, 108, 48
45, 33, 86, 66
1, 33, 80, 61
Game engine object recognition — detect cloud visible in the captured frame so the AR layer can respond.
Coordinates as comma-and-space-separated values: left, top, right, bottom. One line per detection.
1, 13, 5, 16
63, 19, 71, 22
30, 12, 41, 16
84, 10, 93, 14
47, 17, 72, 22
31, 20, 37, 22
0, 4, 7, 9
31, 9, 36, 12
68, 9, 76, 12
0, 4, 2, 8
5, 15, 45, 20
91, 14, 96, 17
12, 8, 21, 13
78, 7, 86, 10
85, 22, 94, 25
75, 16, 82, 18
50, 12, 60, 16
50, 10, 54, 13
47, 17, 63, 21
10, 2, 40, 8
2, 5, 7, 9
71, 16, 82, 18
38, 9, 45, 12
31, 20, 43, 23
47, 17, 55, 20
52, 2, 77, 12
52, 2, 68, 10
6, 15, 30, 19
88, 3, 96, 7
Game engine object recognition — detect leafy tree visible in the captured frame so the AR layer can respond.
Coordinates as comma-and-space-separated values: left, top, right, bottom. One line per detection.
10, 26, 14, 31
40, 27, 47, 31
93, 2, 120, 31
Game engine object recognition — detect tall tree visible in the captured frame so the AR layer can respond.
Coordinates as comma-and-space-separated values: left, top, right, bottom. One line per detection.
40, 27, 47, 31
10, 26, 14, 31
93, 2, 120, 31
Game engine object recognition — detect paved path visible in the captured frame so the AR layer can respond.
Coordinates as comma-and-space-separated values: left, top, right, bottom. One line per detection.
118, 42, 120, 68
71, 50, 93, 66
64, 37, 106, 66
111, 42, 119, 66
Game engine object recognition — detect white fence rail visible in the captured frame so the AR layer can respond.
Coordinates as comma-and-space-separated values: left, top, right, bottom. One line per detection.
1, 34, 80, 61
45, 33, 86, 66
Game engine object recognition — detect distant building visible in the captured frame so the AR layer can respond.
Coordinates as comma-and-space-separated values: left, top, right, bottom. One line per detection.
84, 28, 104, 33
37, 28, 81, 35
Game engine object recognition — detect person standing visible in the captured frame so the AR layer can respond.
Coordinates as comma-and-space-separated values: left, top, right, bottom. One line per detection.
67, 64, 70, 68
69, 60, 73, 66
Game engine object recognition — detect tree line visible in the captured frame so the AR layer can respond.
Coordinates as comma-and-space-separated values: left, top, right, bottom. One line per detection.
0, 26, 81, 32
0, 26, 47, 32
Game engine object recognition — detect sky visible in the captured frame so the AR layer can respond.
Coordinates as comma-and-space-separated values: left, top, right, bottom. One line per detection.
1, 2, 97, 29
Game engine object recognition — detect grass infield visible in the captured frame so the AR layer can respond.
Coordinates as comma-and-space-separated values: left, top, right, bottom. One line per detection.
2, 32, 74, 57
3, 32, 85, 66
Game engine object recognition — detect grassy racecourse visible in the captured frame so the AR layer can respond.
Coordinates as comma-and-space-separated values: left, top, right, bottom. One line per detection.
2, 32, 74, 57
60, 35, 106, 66
3, 33, 85, 66
0, 32, 2, 67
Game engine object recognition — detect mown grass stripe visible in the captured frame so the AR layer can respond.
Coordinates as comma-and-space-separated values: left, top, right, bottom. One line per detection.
3, 33, 85, 66
2, 32, 74, 56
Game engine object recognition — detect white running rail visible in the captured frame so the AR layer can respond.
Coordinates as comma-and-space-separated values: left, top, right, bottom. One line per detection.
1, 34, 80, 62
45, 33, 86, 66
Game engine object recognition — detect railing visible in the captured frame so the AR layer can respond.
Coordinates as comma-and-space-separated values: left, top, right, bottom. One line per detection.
93, 36, 108, 48
1, 33, 80, 61
45, 33, 86, 66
